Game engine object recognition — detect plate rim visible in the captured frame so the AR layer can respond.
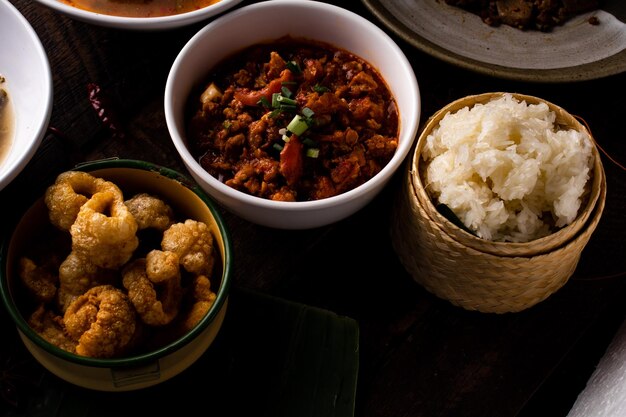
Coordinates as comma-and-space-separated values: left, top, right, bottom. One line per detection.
361, 0, 626, 83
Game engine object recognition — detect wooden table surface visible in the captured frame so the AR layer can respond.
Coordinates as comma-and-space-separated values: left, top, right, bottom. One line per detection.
2, 1, 626, 416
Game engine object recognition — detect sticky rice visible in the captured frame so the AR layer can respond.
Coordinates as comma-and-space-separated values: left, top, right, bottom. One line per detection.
421, 93, 594, 242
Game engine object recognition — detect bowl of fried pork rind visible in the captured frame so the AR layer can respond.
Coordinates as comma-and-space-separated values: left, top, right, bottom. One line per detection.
391, 92, 606, 314
0, 159, 232, 391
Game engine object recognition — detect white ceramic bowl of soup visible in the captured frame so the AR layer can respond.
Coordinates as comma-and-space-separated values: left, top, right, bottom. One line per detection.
32, 0, 243, 30
0, 0, 52, 192
165, 0, 421, 229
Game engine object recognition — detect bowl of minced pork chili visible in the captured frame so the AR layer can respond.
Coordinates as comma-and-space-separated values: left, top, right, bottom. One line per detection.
185, 35, 400, 202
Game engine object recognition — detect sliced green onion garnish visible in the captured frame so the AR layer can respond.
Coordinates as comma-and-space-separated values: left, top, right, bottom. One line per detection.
257, 96, 271, 108
271, 93, 281, 108
302, 107, 314, 118
287, 114, 309, 136
271, 92, 297, 113
273, 143, 284, 152
286, 61, 301, 74
313, 84, 330, 93
282, 129, 292, 142
269, 109, 282, 118
301, 107, 315, 125
305, 148, 320, 158
276, 95, 296, 106
302, 138, 318, 148
281, 86, 293, 98
278, 104, 297, 112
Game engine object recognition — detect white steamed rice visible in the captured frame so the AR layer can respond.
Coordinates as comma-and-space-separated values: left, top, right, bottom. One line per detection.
421, 93, 594, 242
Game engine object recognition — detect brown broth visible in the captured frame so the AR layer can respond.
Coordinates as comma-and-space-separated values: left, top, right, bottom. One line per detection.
58, 0, 221, 18
0, 76, 14, 165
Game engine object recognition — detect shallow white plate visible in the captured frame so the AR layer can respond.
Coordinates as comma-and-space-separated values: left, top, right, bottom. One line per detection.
33, 0, 243, 30
0, 0, 52, 191
362, 0, 626, 82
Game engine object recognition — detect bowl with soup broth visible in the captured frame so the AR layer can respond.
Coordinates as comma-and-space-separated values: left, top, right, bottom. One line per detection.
32, 0, 243, 30
0, 0, 53, 192
165, 0, 421, 229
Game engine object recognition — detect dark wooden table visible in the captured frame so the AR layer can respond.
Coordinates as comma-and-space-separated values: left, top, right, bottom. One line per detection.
2, 1, 626, 416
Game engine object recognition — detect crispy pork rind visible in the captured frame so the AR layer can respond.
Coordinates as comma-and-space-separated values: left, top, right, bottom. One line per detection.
70, 190, 139, 269
28, 304, 76, 354
145, 250, 180, 283
178, 275, 217, 334
63, 285, 137, 358
124, 193, 175, 231
44, 171, 123, 231
57, 251, 119, 313
161, 219, 215, 276
18, 171, 221, 358
18, 257, 58, 304
122, 258, 182, 326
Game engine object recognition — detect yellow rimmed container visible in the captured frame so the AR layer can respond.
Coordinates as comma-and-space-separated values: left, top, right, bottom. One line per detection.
391, 93, 606, 313
0, 159, 233, 391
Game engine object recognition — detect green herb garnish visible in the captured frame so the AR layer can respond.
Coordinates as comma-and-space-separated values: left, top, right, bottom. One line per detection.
313, 84, 330, 93
286, 60, 302, 74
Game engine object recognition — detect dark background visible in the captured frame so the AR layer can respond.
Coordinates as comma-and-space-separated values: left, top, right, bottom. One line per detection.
1, 1, 625, 416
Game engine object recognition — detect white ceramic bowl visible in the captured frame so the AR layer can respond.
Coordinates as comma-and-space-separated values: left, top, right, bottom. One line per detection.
0, 159, 233, 391
165, 0, 421, 229
0, 0, 52, 191
32, 0, 243, 30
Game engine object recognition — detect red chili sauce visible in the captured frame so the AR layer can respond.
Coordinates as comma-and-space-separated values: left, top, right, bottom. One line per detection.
186, 36, 399, 202
58, 0, 220, 17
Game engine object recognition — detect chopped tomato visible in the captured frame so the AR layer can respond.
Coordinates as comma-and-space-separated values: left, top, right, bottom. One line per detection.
234, 69, 293, 106
279, 135, 303, 186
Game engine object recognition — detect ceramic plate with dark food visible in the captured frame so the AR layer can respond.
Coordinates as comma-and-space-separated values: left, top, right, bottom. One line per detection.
361, 0, 626, 82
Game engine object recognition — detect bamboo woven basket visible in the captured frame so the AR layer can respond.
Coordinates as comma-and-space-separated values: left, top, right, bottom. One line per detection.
413, 92, 603, 257
391, 93, 607, 313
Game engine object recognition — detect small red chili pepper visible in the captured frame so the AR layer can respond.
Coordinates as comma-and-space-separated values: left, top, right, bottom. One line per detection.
87, 82, 125, 139
279, 134, 304, 186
